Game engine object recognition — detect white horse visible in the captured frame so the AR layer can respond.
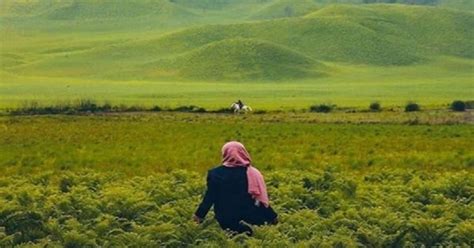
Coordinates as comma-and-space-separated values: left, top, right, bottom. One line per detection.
230, 103, 253, 113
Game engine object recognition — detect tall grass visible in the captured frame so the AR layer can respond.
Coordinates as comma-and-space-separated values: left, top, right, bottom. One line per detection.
0, 114, 472, 246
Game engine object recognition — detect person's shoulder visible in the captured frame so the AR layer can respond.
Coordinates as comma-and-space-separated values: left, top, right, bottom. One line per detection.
208, 165, 225, 175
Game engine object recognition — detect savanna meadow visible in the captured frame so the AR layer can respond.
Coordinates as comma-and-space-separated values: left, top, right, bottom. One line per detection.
1, 0, 474, 247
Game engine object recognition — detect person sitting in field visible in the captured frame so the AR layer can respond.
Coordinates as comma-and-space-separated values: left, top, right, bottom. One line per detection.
193, 141, 278, 235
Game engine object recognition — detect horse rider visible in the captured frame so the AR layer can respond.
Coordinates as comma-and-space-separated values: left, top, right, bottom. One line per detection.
237, 100, 244, 109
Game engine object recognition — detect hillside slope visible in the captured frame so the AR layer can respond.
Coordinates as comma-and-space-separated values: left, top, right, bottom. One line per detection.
249, 0, 320, 20
159, 38, 325, 80
74, 4, 470, 64
2, 4, 473, 81
1, 0, 471, 18
0, 0, 192, 18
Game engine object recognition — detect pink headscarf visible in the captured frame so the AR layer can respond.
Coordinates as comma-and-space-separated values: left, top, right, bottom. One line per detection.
221, 141, 270, 207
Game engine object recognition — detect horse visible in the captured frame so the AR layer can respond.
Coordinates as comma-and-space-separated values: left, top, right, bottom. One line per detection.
230, 103, 253, 113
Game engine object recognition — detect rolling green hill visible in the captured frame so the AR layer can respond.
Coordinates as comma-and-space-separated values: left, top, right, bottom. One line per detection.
4, 4, 472, 81
1, 0, 471, 18
161, 38, 325, 81
45, 0, 194, 20
0, 0, 191, 18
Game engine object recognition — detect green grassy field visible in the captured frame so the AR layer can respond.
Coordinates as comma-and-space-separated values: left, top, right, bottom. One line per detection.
1, 56, 472, 110
1, 112, 473, 175
0, 114, 473, 246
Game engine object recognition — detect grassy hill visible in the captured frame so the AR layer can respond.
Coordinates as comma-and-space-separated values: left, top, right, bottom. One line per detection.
309, 5, 474, 57
0, 0, 191, 18
438, 0, 474, 11
4, 4, 472, 81
45, 0, 194, 20
1, 0, 471, 20
160, 38, 325, 81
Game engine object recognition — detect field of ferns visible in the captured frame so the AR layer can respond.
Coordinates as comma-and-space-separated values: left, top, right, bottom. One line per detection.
0, 112, 473, 247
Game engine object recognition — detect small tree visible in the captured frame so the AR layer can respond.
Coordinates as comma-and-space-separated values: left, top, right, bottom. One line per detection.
405, 102, 420, 112
450, 100, 466, 112
369, 102, 381, 112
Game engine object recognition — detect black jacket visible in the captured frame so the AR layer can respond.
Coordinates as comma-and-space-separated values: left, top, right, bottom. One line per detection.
195, 166, 277, 232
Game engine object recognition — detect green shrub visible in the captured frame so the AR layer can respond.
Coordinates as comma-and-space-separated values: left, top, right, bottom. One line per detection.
310, 104, 333, 113
405, 102, 420, 112
63, 230, 97, 248
78, 99, 98, 112
59, 177, 74, 193
1, 115, 472, 246
450, 100, 466, 112
449, 220, 474, 245
125, 105, 142, 112
150, 105, 162, 112
369, 102, 381, 112
409, 218, 450, 247
0, 168, 472, 246
3, 211, 48, 245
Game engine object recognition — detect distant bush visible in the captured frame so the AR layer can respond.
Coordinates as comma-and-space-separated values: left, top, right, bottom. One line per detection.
369, 102, 381, 112
310, 104, 333, 113
78, 99, 98, 112
150, 106, 162, 112
450, 100, 466, 112
8, 100, 119, 115
126, 105, 143, 112
5, 101, 225, 115
405, 102, 420, 112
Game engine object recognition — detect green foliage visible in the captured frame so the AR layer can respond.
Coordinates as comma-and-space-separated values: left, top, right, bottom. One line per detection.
1, 113, 473, 174
0, 114, 473, 246
6, 101, 213, 115
0, 169, 472, 246
310, 104, 333, 113
7, 100, 116, 115
405, 102, 421, 112
408, 218, 451, 247
449, 220, 474, 245
2, 211, 48, 244
369, 102, 381, 112
450, 100, 466, 111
